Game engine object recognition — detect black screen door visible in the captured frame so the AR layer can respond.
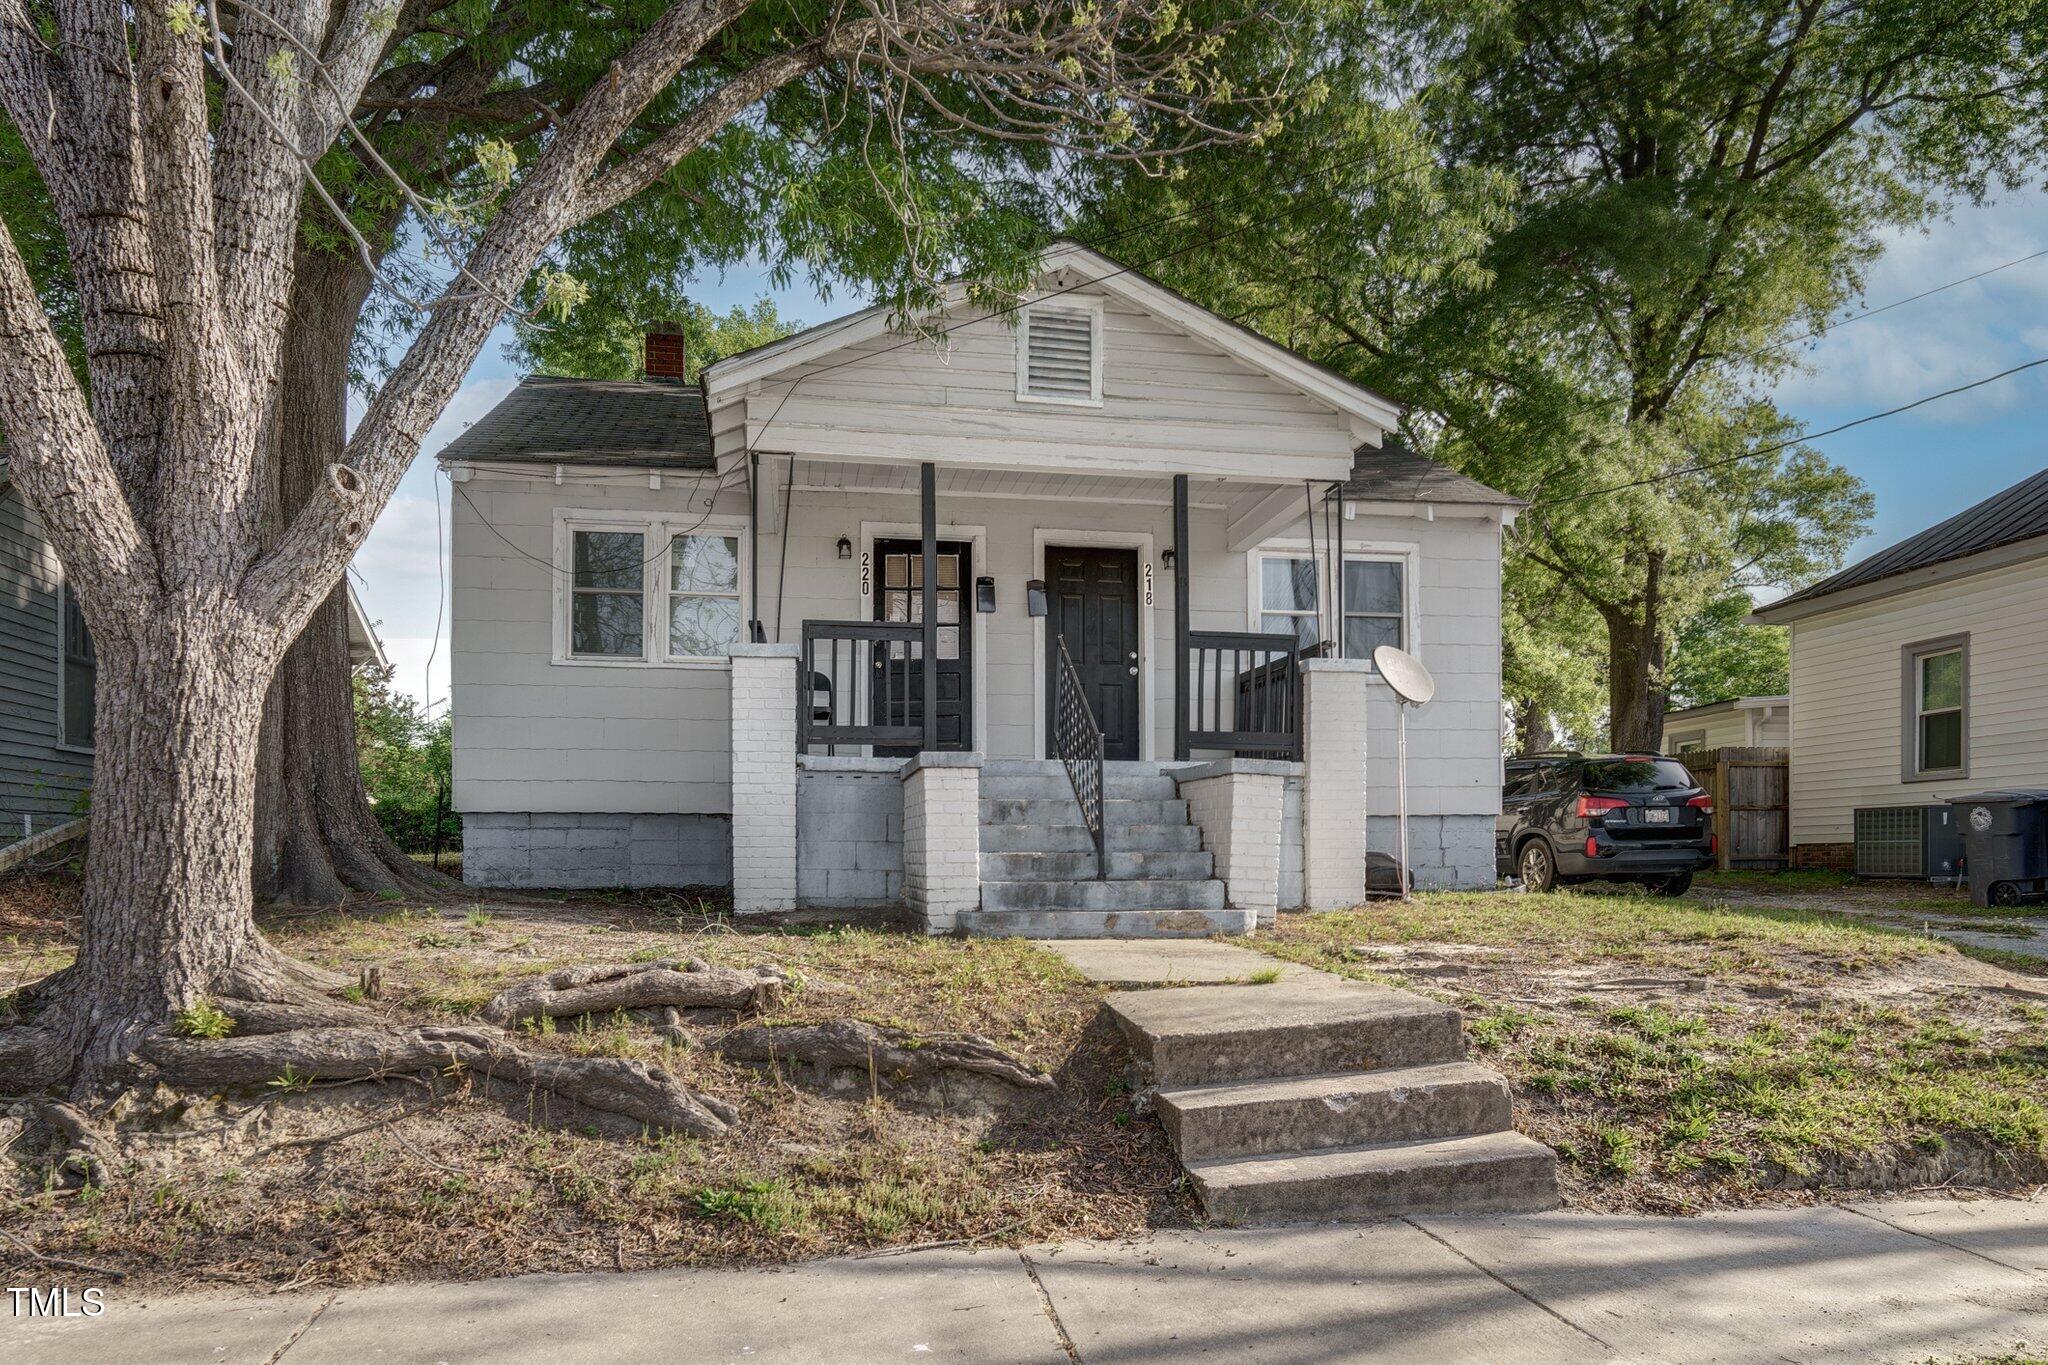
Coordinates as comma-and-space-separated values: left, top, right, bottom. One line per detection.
1045, 545, 1141, 761
872, 538, 972, 755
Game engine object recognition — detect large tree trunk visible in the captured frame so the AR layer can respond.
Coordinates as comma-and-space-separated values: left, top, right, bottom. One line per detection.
252, 249, 456, 905
1605, 554, 1667, 752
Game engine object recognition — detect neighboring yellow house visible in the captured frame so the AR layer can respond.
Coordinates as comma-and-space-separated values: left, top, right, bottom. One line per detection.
1752, 466, 2048, 869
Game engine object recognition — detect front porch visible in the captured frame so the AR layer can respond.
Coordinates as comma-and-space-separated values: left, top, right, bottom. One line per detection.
729, 458, 1383, 936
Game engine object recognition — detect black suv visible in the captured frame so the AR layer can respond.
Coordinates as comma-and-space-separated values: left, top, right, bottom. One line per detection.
1496, 754, 1714, 896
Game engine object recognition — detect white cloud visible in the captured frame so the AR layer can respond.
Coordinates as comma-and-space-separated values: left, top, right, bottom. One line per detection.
1772, 192, 2048, 417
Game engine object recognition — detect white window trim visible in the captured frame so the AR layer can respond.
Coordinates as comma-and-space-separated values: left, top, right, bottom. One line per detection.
1902, 634, 1968, 781
1014, 294, 1105, 407
551, 510, 751, 669
1246, 540, 1420, 677
1668, 729, 1708, 754
53, 573, 93, 754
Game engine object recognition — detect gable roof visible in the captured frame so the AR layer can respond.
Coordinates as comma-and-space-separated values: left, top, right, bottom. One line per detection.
1344, 439, 1524, 508
1755, 465, 2048, 622
702, 240, 1404, 438
436, 375, 712, 470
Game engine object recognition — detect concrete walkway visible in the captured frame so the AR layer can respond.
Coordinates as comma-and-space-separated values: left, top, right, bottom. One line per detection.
8, 1197, 2046, 1363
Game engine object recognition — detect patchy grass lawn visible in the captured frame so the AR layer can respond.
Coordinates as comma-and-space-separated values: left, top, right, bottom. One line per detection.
1248, 887, 2048, 1214
1, 874, 1185, 1291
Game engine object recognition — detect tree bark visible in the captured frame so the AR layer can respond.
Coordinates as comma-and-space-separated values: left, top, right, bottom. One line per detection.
252, 247, 456, 905
1605, 555, 1667, 752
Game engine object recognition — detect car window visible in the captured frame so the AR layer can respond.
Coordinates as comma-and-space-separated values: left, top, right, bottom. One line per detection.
1579, 758, 1695, 793
1504, 765, 1540, 798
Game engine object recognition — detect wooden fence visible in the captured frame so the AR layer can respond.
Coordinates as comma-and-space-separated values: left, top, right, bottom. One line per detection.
1678, 747, 1789, 871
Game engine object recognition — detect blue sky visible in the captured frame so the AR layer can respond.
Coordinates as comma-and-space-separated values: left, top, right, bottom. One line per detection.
355, 189, 2048, 708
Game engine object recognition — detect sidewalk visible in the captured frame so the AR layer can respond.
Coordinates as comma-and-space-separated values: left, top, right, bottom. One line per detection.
9, 1195, 2046, 1364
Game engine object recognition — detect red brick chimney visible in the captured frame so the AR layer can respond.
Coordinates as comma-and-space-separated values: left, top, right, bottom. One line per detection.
644, 320, 688, 381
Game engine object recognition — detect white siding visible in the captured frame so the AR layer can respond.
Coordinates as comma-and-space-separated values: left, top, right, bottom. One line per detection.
451, 470, 1504, 823
1663, 709, 1755, 753
0, 485, 92, 839
728, 283, 1362, 480
1785, 555, 2048, 845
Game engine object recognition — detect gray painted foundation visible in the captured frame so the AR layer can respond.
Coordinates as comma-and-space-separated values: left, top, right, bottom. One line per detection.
461, 812, 731, 889
1370, 814, 1497, 891
797, 758, 905, 907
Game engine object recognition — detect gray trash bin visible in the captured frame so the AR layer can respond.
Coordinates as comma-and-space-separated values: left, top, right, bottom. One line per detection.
1949, 790, 2048, 908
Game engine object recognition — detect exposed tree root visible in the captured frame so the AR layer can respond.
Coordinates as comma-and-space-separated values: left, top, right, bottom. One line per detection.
139, 1025, 736, 1136
481, 959, 788, 1028
719, 1018, 1055, 1093
7, 1099, 120, 1187
214, 997, 382, 1035
0, 1025, 73, 1094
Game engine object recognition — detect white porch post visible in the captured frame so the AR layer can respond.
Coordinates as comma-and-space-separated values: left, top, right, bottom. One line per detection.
1300, 657, 1373, 909
1175, 759, 1287, 927
901, 753, 981, 934
730, 643, 799, 914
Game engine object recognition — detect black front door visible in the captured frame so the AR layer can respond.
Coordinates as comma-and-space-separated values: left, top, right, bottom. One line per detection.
1045, 546, 1141, 761
872, 538, 972, 755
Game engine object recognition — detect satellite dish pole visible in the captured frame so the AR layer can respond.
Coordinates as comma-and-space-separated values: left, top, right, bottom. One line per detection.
1372, 645, 1437, 901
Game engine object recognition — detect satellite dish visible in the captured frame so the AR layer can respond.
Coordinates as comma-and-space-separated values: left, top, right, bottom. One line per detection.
1374, 646, 1436, 707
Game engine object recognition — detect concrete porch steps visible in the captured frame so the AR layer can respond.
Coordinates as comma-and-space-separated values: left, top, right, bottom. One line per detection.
970, 759, 1230, 937
1105, 978, 1560, 1225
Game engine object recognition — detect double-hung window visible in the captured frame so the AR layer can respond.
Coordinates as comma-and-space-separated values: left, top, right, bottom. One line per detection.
666, 533, 743, 660
559, 515, 749, 665
1255, 550, 1409, 660
57, 581, 95, 749
569, 528, 648, 659
1905, 636, 1967, 779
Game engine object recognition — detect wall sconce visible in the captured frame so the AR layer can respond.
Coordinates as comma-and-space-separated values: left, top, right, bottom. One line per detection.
975, 576, 997, 614
1025, 579, 1048, 618
1161, 548, 1177, 568
836, 536, 853, 560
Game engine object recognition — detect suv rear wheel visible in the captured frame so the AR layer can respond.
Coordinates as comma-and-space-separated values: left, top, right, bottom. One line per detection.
1517, 839, 1557, 893
1645, 870, 1694, 898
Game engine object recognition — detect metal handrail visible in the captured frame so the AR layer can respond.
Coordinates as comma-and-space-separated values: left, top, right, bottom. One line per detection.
1182, 631, 1327, 760
1052, 636, 1108, 880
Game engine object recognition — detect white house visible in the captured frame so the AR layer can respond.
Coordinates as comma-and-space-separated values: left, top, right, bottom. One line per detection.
439, 242, 1522, 933
1752, 465, 2048, 869
1660, 696, 1790, 754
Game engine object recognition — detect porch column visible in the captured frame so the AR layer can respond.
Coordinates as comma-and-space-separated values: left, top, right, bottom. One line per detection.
902, 753, 980, 934
1175, 759, 1286, 928
1299, 657, 1373, 909
1331, 482, 1345, 657
730, 643, 799, 914
1173, 473, 1191, 762
920, 460, 939, 753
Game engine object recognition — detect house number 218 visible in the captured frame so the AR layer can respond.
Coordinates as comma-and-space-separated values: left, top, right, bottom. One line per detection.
1142, 562, 1154, 606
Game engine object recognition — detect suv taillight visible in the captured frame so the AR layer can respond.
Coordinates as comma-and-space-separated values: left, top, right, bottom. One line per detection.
1687, 794, 1713, 814
1575, 794, 1628, 818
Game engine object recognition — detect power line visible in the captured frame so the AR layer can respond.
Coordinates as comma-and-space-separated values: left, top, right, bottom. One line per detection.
1531, 354, 2048, 508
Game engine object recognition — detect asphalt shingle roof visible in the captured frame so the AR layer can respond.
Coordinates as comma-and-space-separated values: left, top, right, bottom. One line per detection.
1766, 465, 2048, 612
1343, 440, 1524, 507
435, 375, 713, 469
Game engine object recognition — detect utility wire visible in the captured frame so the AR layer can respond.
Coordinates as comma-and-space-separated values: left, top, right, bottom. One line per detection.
1531, 355, 2048, 508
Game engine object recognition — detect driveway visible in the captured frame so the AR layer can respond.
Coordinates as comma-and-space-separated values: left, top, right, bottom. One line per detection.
10, 1196, 2046, 1363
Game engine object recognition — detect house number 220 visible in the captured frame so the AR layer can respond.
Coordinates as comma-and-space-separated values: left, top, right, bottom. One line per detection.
859, 551, 871, 596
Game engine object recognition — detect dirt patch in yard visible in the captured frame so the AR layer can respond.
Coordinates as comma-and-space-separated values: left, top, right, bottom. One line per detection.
0, 877, 1188, 1291
1249, 888, 2048, 1214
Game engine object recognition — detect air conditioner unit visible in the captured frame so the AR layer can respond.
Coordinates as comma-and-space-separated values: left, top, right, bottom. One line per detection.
1853, 804, 1964, 879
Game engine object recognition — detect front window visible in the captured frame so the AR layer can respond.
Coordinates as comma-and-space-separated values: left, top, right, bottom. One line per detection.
668, 534, 742, 659
1912, 644, 1965, 775
58, 582, 95, 748
1258, 553, 1407, 658
570, 528, 646, 658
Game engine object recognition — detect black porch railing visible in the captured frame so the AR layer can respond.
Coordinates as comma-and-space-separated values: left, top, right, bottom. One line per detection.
1052, 636, 1108, 880
798, 619, 925, 754
1182, 632, 1330, 760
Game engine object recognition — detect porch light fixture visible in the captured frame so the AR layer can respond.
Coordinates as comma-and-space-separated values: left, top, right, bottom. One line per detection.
1025, 579, 1048, 618
976, 576, 997, 614
836, 536, 852, 560
1161, 548, 1177, 568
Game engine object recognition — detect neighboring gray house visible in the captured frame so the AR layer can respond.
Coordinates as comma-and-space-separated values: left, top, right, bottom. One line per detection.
1753, 465, 2048, 868
1, 458, 387, 846
440, 242, 1523, 932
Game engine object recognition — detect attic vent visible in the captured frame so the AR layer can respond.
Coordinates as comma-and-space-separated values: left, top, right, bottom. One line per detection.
1018, 301, 1101, 403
